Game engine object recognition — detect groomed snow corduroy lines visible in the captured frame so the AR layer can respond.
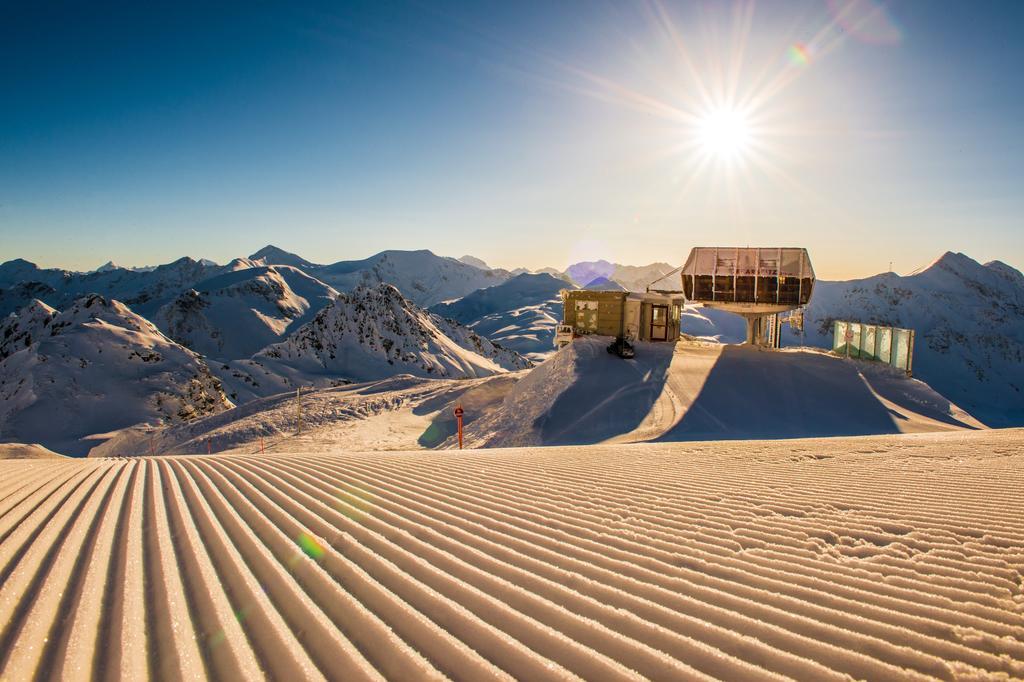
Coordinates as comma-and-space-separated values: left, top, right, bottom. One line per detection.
0, 431, 1022, 680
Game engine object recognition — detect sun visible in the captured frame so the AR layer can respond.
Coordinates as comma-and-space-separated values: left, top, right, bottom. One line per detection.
696, 108, 752, 160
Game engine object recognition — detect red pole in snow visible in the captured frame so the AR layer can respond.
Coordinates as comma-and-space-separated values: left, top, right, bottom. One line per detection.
454, 405, 464, 450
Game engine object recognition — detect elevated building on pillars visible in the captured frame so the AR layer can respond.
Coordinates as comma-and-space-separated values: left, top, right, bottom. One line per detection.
680, 247, 815, 347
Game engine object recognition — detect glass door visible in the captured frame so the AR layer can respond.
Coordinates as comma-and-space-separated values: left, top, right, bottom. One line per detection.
650, 305, 668, 341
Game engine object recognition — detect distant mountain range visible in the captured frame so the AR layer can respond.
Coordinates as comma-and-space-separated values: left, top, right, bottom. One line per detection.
430, 272, 571, 360
1, 245, 1021, 454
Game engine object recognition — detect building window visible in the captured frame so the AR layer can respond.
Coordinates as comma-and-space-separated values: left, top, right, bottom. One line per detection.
575, 300, 599, 332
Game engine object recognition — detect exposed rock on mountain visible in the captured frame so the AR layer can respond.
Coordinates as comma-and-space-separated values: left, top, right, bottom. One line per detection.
0, 295, 232, 455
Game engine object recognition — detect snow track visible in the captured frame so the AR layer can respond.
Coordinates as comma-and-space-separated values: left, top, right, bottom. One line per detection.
1, 430, 1022, 680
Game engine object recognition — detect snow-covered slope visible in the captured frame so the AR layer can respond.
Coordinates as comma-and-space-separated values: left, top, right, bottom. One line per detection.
314, 250, 510, 307
430, 273, 570, 360
0, 295, 232, 455
430, 273, 567, 323
0, 442, 65, 459
776, 252, 1024, 427
454, 336, 984, 449
152, 265, 339, 360
216, 283, 531, 401
93, 373, 519, 456
3, 430, 1022, 679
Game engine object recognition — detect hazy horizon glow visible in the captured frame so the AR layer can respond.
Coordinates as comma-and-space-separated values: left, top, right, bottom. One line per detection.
1, 1, 1022, 280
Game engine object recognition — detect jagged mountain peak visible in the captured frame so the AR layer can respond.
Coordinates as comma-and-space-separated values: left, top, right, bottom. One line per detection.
248, 281, 530, 386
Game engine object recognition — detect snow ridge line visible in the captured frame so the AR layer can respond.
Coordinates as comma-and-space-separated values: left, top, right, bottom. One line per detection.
0, 434, 1021, 680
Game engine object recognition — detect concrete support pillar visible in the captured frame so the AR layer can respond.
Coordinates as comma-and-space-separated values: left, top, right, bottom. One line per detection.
743, 315, 773, 347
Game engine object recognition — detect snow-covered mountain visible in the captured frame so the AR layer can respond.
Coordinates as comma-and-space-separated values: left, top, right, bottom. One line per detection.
0, 295, 232, 455
313, 250, 510, 308
581, 276, 627, 291
564, 260, 675, 291
215, 283, 531, 402
0, 299, 58, 361
782, 252, 1024, 427
430, 273, 570, 360
0, 258, 65, 289
0, 281, 58, 320
152, 265, 339, 360
458, 255, 491, 270
0, 256, 224, 317
249, 245, 321, 269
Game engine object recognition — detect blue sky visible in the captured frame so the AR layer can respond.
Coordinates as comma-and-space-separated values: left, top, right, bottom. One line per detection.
1, 1, 1022, 277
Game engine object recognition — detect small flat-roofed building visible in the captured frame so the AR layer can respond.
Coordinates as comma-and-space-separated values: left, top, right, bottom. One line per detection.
559, 289, 685, 345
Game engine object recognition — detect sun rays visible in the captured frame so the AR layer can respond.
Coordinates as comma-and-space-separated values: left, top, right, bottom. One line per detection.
515, 0, 903, 216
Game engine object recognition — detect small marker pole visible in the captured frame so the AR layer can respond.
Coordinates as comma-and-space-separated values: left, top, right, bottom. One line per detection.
149, 434, 155, 457
454, 404, 464, 450
207, 439, 211, 455
260, 436, 265, 454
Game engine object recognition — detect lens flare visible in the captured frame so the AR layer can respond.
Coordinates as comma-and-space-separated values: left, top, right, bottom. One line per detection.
297, 532, 325, 559
788, 43, 811, 66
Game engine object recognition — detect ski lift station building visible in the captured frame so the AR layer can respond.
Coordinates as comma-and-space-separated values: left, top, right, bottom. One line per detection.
560, 290, 686, 343
681, 247, 815, 346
